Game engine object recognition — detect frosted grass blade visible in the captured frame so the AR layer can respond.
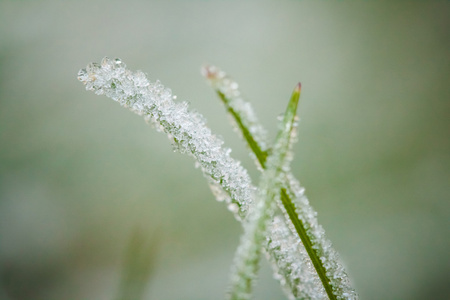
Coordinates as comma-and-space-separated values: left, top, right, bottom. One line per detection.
201, 65, 269, 169
78, 57, 254, 219
228, 85, 301, 300
203, 65, 357, 300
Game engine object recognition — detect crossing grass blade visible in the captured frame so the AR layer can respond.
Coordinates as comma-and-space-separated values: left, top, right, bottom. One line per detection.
228, 84, 301, 300
204, 66, 357, 299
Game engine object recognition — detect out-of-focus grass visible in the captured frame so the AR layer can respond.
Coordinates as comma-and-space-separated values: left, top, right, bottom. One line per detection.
115, 228, 159, 300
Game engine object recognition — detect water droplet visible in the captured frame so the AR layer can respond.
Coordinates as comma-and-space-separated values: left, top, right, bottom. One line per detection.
114, 58, 126, 68
227, 202, 239, 214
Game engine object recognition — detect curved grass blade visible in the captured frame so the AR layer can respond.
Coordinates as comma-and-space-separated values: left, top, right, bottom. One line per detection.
228, 85, 301, 300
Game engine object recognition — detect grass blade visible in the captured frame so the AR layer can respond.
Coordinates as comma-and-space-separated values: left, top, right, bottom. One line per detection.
228, 86, 301, 300
203, 65, 357, 300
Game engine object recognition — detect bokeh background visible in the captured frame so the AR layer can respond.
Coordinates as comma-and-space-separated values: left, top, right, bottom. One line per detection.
0, 0, 449, 299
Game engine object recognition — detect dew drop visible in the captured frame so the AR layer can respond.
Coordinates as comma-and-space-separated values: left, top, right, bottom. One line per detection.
227, 202, 239, 214
114, 58, 126, 68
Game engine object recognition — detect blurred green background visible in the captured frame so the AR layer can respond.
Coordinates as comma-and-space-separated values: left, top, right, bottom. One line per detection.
0, 0, 449, 299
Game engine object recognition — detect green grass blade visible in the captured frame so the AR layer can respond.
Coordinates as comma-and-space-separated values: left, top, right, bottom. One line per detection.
228, 86, 300, 300
217, 90, 268, 167
204, 66, 357, 300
